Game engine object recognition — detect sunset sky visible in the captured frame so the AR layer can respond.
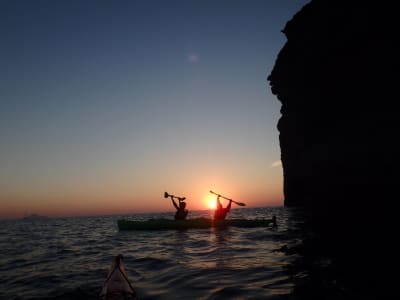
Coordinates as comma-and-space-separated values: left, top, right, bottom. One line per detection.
0, 0, 309, 219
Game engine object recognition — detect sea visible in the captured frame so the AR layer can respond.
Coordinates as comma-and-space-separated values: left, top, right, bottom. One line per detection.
0, 207, 348, 300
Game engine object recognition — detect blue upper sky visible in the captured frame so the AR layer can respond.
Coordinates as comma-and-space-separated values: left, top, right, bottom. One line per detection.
0, 0, 309, 218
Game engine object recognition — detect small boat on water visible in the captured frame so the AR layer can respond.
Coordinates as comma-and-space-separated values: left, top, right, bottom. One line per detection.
117, 217, 276, 231
100, 254, 138, 300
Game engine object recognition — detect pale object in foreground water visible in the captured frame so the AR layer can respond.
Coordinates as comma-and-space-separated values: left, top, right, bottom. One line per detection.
100, 254, 138, 300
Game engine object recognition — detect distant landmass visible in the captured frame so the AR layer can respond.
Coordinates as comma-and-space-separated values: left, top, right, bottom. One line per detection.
22, 214, 50, 221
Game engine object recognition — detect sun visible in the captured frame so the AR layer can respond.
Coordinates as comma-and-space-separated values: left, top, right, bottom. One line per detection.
205, 195, 217, 210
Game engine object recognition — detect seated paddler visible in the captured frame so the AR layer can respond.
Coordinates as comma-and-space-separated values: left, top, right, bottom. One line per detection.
169, 194, 188, 220
213, 195, 232, 221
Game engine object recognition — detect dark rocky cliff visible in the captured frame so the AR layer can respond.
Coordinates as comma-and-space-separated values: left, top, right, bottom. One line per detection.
268, 1, 398, 295
268, 0, 397, 225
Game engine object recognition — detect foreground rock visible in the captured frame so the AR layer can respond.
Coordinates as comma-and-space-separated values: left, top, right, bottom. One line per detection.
268, 1, 398, 297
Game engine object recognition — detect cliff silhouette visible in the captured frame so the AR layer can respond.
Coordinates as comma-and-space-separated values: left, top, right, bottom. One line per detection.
268, 0, 397, 297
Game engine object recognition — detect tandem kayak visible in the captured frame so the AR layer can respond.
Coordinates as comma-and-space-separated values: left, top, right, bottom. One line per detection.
100, 254, 138, 300
117, 217, 276, 231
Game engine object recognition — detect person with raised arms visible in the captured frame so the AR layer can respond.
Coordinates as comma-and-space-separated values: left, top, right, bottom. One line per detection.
210, 190, 246, 221
213, 195, 232, 220
164, 192, 188, 220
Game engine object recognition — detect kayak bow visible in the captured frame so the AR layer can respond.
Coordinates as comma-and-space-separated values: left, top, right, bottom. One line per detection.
100, 254, 138, 300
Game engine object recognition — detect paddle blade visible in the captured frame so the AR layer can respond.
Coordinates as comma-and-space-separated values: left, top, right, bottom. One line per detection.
164, 192, 169, 198
236, 202, 246, 206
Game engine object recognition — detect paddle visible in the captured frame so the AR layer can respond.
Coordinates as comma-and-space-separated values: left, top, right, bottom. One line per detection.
164, 191, 186, 201
209, 190, 246, 206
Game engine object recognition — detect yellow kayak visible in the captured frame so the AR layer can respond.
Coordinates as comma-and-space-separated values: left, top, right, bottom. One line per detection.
100, 254, 138, 300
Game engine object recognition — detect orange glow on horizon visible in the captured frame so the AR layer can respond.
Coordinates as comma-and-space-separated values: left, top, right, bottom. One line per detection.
0, 184, 284, 219
205, 194, 217, 210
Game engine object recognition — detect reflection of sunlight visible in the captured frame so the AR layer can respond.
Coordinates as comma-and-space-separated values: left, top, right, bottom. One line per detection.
205, 195, 217, 210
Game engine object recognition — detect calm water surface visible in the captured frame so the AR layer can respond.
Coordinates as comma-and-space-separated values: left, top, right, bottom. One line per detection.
0, 207, 307, 300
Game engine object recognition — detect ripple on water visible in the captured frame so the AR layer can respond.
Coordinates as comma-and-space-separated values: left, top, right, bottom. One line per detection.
1, 207, 300, 299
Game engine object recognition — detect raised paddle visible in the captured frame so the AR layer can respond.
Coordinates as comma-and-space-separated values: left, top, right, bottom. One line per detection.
209, 190, 246, 206
164, 192, 186, 201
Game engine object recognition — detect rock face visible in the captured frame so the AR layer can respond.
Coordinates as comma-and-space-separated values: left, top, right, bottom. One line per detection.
268, 2, 398, 293
268, 0, 397, 228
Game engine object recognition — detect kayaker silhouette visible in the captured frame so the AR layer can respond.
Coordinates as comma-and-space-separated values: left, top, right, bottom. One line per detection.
167, 193, 188, 220
213, 196, 232, 220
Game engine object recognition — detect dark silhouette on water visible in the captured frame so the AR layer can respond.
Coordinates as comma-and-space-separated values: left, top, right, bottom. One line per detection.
172, 199, 188, 220
213, 195, 232, 221
271, 215, 277, 227
268, 0, 397, 298
165, 192, 188, 220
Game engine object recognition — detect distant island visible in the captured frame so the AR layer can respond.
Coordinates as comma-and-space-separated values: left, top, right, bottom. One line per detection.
22, 214, 50, 221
